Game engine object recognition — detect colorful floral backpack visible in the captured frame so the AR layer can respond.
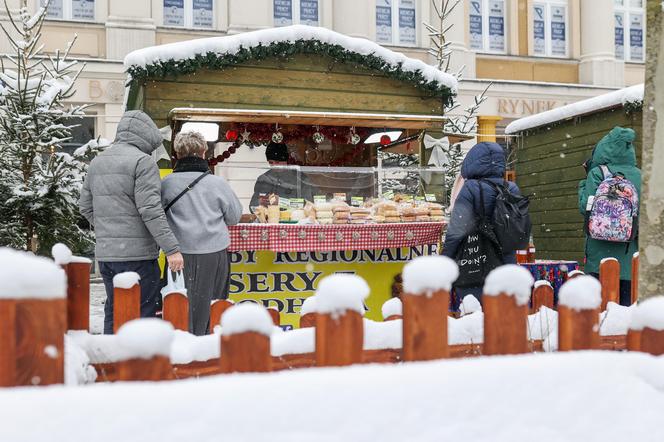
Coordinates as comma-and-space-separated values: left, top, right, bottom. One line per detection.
585, 165, 639, 242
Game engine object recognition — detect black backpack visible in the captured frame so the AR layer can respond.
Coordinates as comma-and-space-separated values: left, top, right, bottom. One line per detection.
454, 183, 504, 288
482, 179, 531, 253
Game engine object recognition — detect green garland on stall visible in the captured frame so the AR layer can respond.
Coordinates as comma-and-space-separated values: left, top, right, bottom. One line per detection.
126, 39, 456, 106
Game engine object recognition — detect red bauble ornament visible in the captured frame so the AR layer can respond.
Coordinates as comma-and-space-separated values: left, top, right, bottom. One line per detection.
225, 129, 239, 141
216, 154, 223, 161
380, 134, 391, 146
229, 146, 237, 154
222, 151, 231, 159
209, 158, 218, 166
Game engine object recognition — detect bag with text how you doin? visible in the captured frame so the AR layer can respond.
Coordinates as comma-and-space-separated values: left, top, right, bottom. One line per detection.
454, 184, 503, 288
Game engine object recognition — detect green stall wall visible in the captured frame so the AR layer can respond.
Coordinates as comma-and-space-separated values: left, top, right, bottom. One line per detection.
514, 106, 642, 266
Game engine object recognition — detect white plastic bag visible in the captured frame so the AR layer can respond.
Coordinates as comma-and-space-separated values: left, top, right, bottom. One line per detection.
161, 270, 188, 297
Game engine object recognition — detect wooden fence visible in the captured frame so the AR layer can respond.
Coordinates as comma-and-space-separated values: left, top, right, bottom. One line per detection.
2, 253, 659, 387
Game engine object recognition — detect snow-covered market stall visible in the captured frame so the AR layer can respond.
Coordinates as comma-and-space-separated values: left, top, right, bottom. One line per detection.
123, 25, 462, 328
505, 84, 643, 266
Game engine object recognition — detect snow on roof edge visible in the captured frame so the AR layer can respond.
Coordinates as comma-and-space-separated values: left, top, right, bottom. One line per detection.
505, 84, 644, 134
123, 25, 457, 94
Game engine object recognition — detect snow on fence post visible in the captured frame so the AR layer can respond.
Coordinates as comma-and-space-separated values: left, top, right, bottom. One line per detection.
299, 296, 317, 328
401, 256, 458, 361
219, 303, 273, 373
599, 258, 620, 310
531, 280, 554, 313
209, 299, 233, 334
113, 272, 141, 334
382, 297, 403, 321
630, 297, 664, 356
315, 275, 368, 367
116, 319, 174, 381
53, 244, 92, 331
557, 276, 601, 351
162, 292, 189, 331
0, 249, 67, 386
483, 265, 534, 355
567, 270, 584, 280
631, 252, 639, 304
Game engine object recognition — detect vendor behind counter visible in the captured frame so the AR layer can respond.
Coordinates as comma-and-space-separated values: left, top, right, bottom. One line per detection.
249, 142, 375, 209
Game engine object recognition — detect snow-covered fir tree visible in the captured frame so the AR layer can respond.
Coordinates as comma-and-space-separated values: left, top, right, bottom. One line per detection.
0, 1, 103, 254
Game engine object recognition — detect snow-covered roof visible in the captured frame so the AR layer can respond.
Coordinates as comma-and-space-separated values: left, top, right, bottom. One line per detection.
124, 25, 457, 96
505, 84, 644, 134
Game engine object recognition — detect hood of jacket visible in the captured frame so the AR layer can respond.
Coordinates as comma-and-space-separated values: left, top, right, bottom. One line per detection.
113, 110, 163, 155
590, 126, 637, 169
460, 142, 506, 180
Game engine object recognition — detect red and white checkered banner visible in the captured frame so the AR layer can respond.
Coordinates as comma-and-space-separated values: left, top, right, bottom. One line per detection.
228, 222, 445, 252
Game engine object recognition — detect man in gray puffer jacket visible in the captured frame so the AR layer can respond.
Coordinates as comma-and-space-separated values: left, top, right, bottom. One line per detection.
79, 110, 184, 334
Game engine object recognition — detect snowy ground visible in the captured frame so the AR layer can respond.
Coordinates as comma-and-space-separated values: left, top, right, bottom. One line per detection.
1, 351, 664, 442
90, 283, 106, 334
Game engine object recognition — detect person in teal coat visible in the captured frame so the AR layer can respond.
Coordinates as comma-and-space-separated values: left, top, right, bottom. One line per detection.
578, 126, 641, 306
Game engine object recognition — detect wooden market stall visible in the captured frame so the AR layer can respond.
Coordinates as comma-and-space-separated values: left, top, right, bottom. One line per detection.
122, 25, 458, 328
505, 84, 643, 265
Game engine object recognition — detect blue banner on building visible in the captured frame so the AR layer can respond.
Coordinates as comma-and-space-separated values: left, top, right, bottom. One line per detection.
469, 0, 483, 50
274, 0, 293, 26
488, 0, 504, 52
550, 6, 566, 56
398, 0, 416, 45
533, 3, 545, 55
193, 0, 213, 28
629, 13, 643, 61
72, 0, 95, 20
376, 0, 392, 44
614, 13, 625, 60
164, 0, 185, 27
300, 0, 318, 26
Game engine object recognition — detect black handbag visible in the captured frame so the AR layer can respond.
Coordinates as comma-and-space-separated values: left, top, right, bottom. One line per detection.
454, 182, 504, 288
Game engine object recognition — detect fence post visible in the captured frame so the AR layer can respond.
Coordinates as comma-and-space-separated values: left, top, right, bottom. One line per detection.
557, 276, 601, 351
162, 292, 189, 331
209, 299, 233, 334
267, 307, 280, 326
626, 329, 641, 351
483, 265, 534, 355
531, 281, 554, 313
220, 303, 273, 373
113, 272, 141, 334
299, 296, 317, 328
315, 274, 368, 367
0, 249, 68, 386
381, 297, 402, 321
52, 244, 92, 331
599, 258, 620, 310
0, 299, 16, 387
401, 256, 458, 361
630, 297, 664, 356
116, 319, 174, 381
631, 252, 639, 304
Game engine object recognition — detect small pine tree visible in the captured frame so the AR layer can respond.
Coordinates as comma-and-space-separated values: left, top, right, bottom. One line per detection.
0, 1, 103, 254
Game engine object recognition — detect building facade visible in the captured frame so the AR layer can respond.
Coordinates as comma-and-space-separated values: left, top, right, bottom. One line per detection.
0, 0, 645, 146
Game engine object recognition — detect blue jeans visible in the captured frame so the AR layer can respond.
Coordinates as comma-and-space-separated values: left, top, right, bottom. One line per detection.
99, 260, 161, 334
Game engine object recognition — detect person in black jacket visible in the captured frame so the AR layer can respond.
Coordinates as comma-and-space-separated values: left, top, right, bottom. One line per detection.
442, 142, 523, 307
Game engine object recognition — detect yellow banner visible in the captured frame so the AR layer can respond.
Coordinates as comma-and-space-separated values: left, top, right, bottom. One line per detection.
228, 244, 439, 329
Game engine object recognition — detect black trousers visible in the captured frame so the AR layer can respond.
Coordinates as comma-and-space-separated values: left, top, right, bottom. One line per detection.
99, 259, 161, 334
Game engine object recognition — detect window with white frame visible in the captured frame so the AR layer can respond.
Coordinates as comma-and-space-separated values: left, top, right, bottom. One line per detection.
163, 0, 214, 29
532, 0, 568, 57
614, 0, 644, 62
41, 0, 95, 21
376, 0, 417, 46
274, 0, 319, 26
469, 0, 506, 53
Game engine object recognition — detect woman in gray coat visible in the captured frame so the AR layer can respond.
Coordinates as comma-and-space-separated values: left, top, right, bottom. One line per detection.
161, 131, 243, 335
